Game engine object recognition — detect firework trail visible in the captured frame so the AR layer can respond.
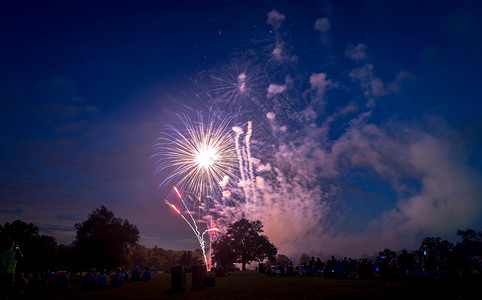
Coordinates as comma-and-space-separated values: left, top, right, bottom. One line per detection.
244, 121, 257, 203
232, 126, 246, 182
165, 187, 221, 267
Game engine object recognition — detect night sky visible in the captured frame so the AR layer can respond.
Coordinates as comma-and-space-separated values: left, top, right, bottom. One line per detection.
1, 0, 482, 259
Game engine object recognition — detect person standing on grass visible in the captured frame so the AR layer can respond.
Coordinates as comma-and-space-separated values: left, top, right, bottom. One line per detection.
111, 267, 124, 287
142, 266, 152, 281
130, 265, 142, 281
1, 238, 23, 300
94, 269, 108, 289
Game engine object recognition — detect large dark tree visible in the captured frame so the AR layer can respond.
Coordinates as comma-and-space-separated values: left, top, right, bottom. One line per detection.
418, 236, 454, 257
74, 206, 139, 270
211, 218, 277, 270
456, 229, 482, 256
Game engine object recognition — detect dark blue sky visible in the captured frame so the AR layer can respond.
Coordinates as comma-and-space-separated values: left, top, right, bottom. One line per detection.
1, 0, 482, 258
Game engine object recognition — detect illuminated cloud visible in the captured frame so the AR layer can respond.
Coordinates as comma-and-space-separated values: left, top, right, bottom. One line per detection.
272, 44, 283, 60
349, 64, 386, 98
309, 72, 334, 102
267, 84, 287, 97
266, 9, 286, 30
345, 43, 367, 62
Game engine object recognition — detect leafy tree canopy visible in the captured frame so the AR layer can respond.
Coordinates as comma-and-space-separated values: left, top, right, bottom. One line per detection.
211, 218, 277, 270
456, 229, 482, 256
418, 237, 454, 257
74, 205, 139, 270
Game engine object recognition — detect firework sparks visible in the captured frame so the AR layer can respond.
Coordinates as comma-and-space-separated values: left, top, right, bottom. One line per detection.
154, 110, 240, 267
166, 187, 222, 267
154, 110, 239, 200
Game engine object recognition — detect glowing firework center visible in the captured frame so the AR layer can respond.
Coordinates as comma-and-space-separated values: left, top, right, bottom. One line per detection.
195, 147, 218, 170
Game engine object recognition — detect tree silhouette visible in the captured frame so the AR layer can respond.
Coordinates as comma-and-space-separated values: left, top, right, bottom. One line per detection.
74, 205, 139, 270
211, 218, 277, 270
178, 250, 203, 267
418, 237, 454, 257
456, 229, 482, 256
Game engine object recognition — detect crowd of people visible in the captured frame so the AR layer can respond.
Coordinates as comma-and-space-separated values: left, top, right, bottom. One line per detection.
3, 265, 154, 298
266, 249, 481, 280
1, 238, 155, 299
4, 266, 154, 297
80, 265, 153, 290
2, 234, 481, 299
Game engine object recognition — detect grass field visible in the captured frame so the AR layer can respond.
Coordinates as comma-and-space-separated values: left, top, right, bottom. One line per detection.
42, 270, 479, 300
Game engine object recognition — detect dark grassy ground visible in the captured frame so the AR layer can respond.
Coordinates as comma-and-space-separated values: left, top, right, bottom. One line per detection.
40, 271, 479, 300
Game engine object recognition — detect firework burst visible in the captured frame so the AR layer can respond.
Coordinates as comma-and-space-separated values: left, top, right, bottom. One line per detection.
153, 109, 239, 208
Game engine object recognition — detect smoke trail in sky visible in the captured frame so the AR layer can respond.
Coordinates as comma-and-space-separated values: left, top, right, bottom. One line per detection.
166, 7, 482, 259
198, 8, 482, 259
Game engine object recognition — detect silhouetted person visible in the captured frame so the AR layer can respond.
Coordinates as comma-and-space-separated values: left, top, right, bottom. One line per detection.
81, 268, 95, 289
398, 250, 414, 279
299, 262, 307, 276
142, 266, 152, 281
308, 257, 315, 275
121, 266, 129, 281
376, 252, 389, 279
286, 261, 294, 276
424, 250, 438, 278
111, 267, 124, 287
324, 256, 336, 278
94, 269, 108, 289
55, 271, 70, 295
130, 265, 142, 281
0, 239, 23, 300
334, 261, 346, 279
316, 257, 324, 275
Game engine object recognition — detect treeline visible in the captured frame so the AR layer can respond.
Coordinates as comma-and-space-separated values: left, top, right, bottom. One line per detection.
2, 205, 482, 275
0, 206, 204, 275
